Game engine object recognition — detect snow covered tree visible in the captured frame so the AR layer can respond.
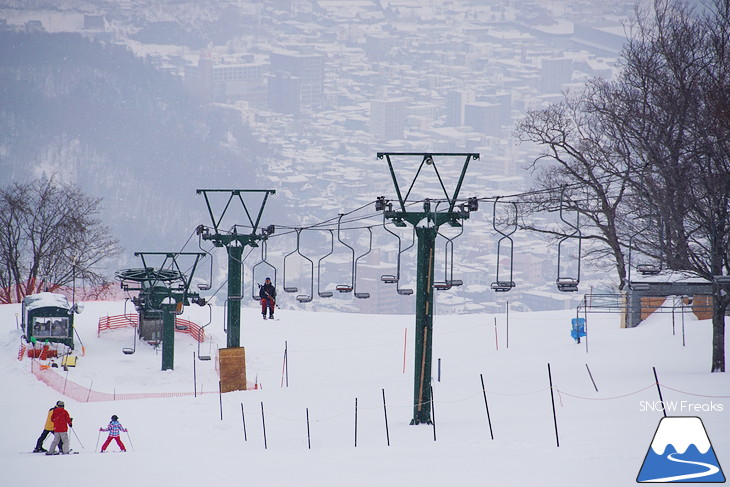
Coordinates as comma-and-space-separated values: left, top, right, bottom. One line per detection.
0, 176, 120, 303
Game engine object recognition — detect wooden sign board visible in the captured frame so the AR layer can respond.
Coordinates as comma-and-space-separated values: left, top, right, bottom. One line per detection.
219, 347, 247, 393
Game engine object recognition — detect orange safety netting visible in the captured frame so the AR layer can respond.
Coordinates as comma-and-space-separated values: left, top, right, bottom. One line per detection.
97, 314, 205, 343
29, 360, 220, 402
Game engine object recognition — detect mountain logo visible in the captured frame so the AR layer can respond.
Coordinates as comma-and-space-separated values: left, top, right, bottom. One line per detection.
637, 416, 726, 483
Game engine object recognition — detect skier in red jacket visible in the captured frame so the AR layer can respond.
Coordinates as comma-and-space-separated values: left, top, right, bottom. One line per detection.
47, 400, 73, 455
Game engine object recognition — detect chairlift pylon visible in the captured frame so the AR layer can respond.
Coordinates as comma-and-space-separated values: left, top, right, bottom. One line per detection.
381, 217, 414, 296
491, 199, 517, 292
317, 230, 335, 298
252, 240, 277, 300
556, 189, 581, 292
354, 227, 373, 299
335, 214, 354, 293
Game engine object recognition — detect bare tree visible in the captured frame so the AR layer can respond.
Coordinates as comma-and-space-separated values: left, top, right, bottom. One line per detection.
516, 0, 730, 371
0, 176, 120, 303
515, 86, 633, 290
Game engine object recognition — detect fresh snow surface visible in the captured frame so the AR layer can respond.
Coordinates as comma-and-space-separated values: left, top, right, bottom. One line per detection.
1, 298, 728, 486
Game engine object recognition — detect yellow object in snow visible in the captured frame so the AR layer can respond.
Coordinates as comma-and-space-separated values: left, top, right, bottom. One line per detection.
61, 355, 77, 367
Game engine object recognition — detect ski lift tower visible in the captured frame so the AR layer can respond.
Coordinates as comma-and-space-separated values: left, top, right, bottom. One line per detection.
196, 189, 275, 348
115, 252, 207, 371
376, 152, 479, 425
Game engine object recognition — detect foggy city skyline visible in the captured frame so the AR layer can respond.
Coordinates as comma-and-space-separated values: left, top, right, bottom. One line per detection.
0, 0, 651, 314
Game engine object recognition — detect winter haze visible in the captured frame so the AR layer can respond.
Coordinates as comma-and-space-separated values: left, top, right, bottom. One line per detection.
1, 0, 644, 314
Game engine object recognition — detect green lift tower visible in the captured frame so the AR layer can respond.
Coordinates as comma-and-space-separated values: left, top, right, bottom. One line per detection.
196, 189, 275, 349
116, 252, 207, 371
376, 152, 479, 425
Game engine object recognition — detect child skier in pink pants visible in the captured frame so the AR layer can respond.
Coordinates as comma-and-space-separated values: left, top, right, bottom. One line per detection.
99, 415, 127, 452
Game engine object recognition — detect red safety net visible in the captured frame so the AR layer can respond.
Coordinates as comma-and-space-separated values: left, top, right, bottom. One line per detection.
29, 361, 216, 402
97, 314, 205, 343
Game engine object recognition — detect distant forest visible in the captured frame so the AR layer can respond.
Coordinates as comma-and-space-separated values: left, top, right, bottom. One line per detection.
0, 32, 263, 258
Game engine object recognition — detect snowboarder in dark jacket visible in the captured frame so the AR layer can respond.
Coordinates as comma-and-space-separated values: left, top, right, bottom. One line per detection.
259, 277, 276, 320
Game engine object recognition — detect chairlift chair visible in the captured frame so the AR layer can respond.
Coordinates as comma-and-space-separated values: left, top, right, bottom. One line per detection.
637, 263, 661, 275
197, 304, 213, 361
252, 240, 277, 300
353, 227, 372, 299
490, 199, 517, 293
196, 236, 213, 291
316, 230, 335, 298
380, 217, 414, 295
335, 214, 354, 293
282, 233, 300, 294
434, 224, 464, 290
396, 227, 415, 296
555, 191, 581, 293
283, 229, 314, 302
121, 298, 137, 355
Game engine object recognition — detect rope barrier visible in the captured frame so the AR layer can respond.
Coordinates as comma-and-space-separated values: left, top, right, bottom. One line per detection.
660, 384, 730, 399
555, 383, 656, 401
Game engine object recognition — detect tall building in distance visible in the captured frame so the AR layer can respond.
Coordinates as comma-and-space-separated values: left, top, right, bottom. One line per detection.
445, 89, 476, 127
540, 57, 573, 93
185, 54, 268, 105
370, 98, 407, 140
464, 102, 501, 135
269, 51, 324, 111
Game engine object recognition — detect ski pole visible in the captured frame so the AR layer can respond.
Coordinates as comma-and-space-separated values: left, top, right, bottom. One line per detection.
95, 430, 101, 452
70, 426, 85, 450
125, 430, 135, 452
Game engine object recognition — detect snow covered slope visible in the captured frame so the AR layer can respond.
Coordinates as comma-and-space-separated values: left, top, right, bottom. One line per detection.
1, 298, 727, 486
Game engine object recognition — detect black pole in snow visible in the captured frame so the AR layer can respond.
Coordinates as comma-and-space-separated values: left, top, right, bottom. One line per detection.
261, 401, 268, 449
430, 385, 437, 442
241, 403, 248, 441
653, 367, 667, 417
382, 389, 390, 446
479, 373, 494, 440
548, 363, 559, 447
585, 363, 598, 392
306, 408, 311, 449
218, 381, 223, 420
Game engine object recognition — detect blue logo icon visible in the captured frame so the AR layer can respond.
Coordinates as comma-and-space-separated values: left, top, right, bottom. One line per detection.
637, 416, 726, 483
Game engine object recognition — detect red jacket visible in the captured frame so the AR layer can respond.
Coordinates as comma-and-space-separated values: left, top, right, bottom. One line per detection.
51, 407, 72, 433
